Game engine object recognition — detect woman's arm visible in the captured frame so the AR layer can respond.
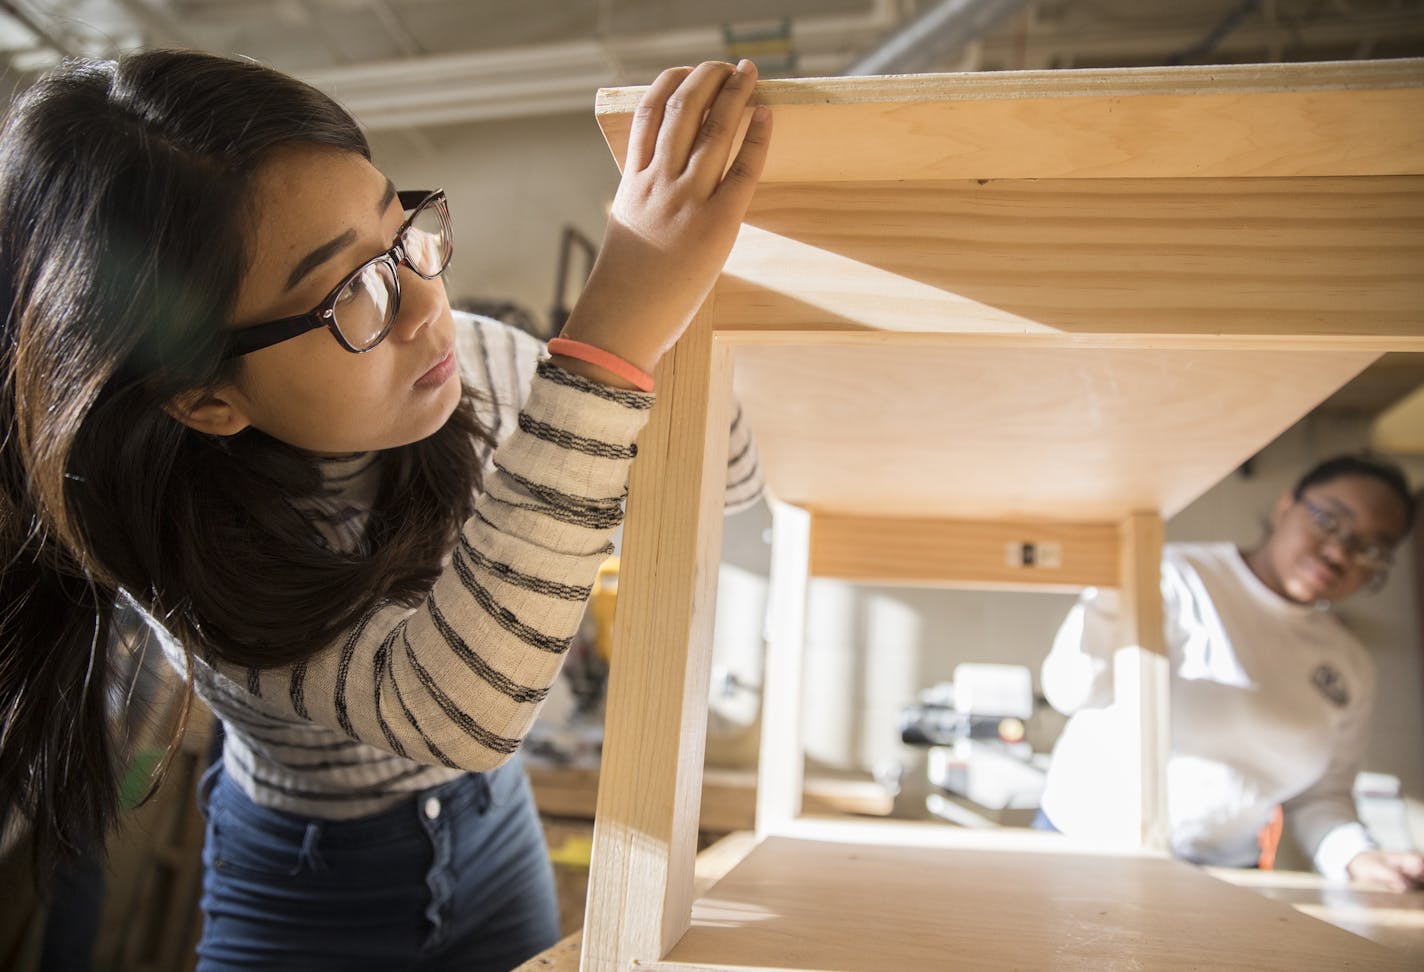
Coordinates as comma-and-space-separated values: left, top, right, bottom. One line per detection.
1040, 587, 1122, 714
1284, 660, 1382, 881
722, 401, 762, 513
284, 361, 652, 769
486, 317, 763, 515
267, 62, 770, 769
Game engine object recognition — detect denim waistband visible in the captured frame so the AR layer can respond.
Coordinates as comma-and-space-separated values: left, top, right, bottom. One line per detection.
206, 763, 502, 849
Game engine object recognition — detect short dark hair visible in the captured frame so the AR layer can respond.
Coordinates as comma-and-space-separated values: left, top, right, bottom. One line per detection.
1292, 453, 1416, 533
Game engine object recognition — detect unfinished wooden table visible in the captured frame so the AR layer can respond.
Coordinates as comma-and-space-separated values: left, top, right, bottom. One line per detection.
580, 58, 1424, 971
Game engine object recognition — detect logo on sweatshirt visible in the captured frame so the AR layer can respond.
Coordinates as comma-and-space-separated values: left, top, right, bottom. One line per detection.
1312, 663, 1349, 708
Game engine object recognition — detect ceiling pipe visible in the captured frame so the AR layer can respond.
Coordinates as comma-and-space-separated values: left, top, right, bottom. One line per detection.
0, 0, 77, 57
112, 0, 199, 50
844, 0, 1032, 76
368, 0, 423, 57
298, 1, 905, 130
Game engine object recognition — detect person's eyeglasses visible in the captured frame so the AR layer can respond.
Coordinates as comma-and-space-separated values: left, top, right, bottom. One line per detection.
1297, 497, 1394, 572
224, 189, 453, 358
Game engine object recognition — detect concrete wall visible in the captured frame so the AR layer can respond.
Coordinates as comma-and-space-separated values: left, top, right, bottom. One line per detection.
369, 111, 620, 337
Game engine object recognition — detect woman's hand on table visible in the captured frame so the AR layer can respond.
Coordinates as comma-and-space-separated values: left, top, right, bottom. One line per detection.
1347, 849, 1424, 891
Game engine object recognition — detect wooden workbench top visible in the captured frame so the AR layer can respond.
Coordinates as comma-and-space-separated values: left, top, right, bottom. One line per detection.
528, 763, 893, 832
521, 831, 1419, 971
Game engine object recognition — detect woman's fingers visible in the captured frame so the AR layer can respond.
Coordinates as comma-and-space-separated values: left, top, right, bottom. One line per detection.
685, 59, 759, 189
711, 103, 771, 213
561, 59, 772, 377
625, 66, 693, 172
650, 61, 736, 174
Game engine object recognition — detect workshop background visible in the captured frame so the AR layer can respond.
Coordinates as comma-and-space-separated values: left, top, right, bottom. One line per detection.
1, 2, 1422, 970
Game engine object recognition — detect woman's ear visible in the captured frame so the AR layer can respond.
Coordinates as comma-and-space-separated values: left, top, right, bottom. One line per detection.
164, 386, 252, 436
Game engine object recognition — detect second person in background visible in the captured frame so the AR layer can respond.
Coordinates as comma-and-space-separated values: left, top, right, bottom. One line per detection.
1038, 454, 1424, 892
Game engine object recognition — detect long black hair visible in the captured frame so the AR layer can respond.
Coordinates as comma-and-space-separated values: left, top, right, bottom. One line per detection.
1, 50, 489, 875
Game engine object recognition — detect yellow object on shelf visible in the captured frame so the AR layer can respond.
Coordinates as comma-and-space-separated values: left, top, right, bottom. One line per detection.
588, 556, 618, 663
548, 833, 594, 870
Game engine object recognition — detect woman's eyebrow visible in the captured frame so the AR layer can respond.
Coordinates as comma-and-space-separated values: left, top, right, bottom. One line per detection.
1318, 496, 1353, 515
376, 177, 396, 214
282, 179, 399, 294
1317, 494, 1400, 543
284, 229, 357, 293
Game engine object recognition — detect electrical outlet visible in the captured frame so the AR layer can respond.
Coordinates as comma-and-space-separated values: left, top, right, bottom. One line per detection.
1005, 541, 1063, 568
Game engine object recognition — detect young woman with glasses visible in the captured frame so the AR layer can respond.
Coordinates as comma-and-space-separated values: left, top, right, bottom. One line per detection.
0, 50, 769, 969
1037, 454, 1424, 891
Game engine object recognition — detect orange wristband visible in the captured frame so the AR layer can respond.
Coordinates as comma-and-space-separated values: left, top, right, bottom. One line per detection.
547, 338, 655, 393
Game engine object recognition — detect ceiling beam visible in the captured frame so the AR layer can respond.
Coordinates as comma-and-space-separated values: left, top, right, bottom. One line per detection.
0, 0, 77, 57
112, 0, 199, 49
299, 3, 904, 129
846, 0, 1032, 75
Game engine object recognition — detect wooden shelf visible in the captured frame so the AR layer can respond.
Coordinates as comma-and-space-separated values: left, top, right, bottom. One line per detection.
528, 764, 893, 832
597, 60, 1424, 183
1208, 867, 1424, 965
522, 830, 1424, 971
514, 833, 762, 972
648, 836, 1411, 972
579, 59, 1424, 972
731, 335, 1398, 522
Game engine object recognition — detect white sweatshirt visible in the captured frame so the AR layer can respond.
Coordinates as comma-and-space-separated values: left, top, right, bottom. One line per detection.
1039, 542, 1377, 878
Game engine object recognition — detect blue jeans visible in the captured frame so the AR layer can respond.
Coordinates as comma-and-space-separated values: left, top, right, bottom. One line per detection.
196, 753, 559, 971
1031, 808, 1060, 832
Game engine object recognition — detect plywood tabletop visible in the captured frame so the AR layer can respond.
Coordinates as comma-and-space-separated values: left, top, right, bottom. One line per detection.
592, 60, 1424, 522
578, 58, 1424, 972
730, 336, 1388, 521
713, 176, 1424, 339
1207, 867, 1424, 965
595, 60, 1424, 342
596, 59, 1424, 182
529, 764, 893, 831
646, 836, 1411, 972
512, 832, 760, 972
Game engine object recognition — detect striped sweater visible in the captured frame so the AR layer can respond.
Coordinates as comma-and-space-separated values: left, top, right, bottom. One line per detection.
140, 313, 762, 818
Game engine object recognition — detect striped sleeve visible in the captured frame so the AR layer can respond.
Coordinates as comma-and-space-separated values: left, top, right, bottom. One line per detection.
723, 400, 764, 514
281, 358, 653, 770
474, 313, 763, 514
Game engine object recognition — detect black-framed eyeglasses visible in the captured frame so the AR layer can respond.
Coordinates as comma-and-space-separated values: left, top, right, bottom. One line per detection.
1297, 497, 1394, 572
224, 189, 453, 358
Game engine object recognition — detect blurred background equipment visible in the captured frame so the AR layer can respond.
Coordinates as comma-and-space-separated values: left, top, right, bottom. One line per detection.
549, 225, 597, 336
587, 556, 620, 665
900, 664, 1049, 822
522, 557, 618, 769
